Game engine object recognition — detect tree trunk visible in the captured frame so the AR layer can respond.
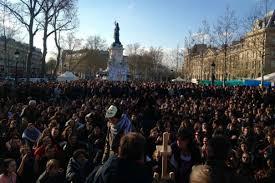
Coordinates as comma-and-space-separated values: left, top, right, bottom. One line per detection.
41, 17, 49, 77
26, 19, 34, 83
53, 30, 61, 77
223, 46, 227, 86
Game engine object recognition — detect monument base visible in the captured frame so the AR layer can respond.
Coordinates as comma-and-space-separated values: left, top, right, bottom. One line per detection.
107, 63, 128, 81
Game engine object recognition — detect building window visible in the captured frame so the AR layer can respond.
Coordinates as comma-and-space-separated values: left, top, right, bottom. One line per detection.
271, 60, 275, 68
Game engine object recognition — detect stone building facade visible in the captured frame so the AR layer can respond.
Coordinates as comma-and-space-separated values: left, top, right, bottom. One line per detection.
183, 10, 275, 81
0, 36, 42, 78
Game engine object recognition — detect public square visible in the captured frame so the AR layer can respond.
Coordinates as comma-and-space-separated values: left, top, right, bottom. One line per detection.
0, 0, 275, 183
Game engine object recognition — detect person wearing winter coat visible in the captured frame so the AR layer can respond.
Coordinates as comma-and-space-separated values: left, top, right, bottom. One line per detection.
102, 105, 133, 163
36, 159, 65, 183
66, 149, 93, 183
86, 132, 152, 183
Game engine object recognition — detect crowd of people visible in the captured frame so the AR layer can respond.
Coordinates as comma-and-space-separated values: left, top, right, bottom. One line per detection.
0, 80, 274, 183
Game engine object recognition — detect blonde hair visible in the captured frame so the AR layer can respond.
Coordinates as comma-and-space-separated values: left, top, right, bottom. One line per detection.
46, 159, 59, 172
190, 165, 211, 183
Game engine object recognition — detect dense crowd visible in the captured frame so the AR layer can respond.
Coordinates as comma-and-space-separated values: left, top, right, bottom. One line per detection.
0, 80, 274, 183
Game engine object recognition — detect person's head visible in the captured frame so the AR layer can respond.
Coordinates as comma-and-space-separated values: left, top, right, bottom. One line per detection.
93, 125, 101, 136
254, 125, 261, 135
45, 144, 56, 159
27, 122, 35, 129
73, 149, 88, 165
202, 137, 208, 146
240, 142, 248, 152
9, 120, 16, 128
150, 127, 160, 139
118, 132, 146, 163
176, 128, 193, 151
241, 153, 250, 164
29, 100, 36, 108
42, 135, 52, 146
8, 134, 22, 149
85, 112, 94, 123
2, 159, 17, 175
180, 120, 190, 129
20, 144, 31, 156
190, 165, 211, 183
105, 105, 122, 125
131, 114, 137, 121
51, 127, 59, 139
68, 134, 78, 146
202, 123, 208, 131
62, 126, 73, 140
207, 136, 231, 161
48, 120, 59, 129
46, 159, 60, 176
242, 127, 249, 136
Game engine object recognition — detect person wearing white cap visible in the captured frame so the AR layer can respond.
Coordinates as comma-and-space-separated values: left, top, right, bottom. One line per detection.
102, 105, 133, 163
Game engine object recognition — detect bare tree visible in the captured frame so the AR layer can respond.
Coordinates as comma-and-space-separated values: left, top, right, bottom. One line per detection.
125, 43, 142, 79
125, 44, 170, 81
164, 45, 184, 75
0, 0, 21, 76
125, 43, 141, 55
0, 0, 20, 39
40, 0, 70, 77
214, 5, 238, 85
194, 19, 211, 80
183, 30, 195, 80
61, 31, 83, 71
40, 0, 55, 77
148, 47, 164, 81
52, 0, 78, 77
85, 35, 107, 50
0, 0, 47, 82
46, 57, 56, 75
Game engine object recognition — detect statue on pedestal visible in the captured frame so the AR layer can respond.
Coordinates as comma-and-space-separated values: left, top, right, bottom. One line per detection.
104, 21, 129, 81
113, 21, 122, 46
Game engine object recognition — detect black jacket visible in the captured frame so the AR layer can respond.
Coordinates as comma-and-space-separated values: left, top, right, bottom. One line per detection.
36, 171, 66, 183
206, 160, 254, 183
66, 157, 93, 183
86, 156, 152, 183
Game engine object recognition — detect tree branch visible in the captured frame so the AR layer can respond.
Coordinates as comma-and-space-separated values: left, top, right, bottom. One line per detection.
19, 0, 31, 10
0, 1, 29, 28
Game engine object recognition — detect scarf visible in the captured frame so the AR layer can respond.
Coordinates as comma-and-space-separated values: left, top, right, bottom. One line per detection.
110, 114, 132, 135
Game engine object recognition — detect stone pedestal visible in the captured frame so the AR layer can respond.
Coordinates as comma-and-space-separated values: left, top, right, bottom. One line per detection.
105, 22, 129, 81
106, 43, 129, 81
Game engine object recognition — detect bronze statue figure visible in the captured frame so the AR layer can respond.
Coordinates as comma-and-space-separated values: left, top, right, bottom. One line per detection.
114, 21, 121, 45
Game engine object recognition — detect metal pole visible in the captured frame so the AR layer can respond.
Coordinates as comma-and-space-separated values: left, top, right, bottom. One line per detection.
15, 61, 18, 85
261, 0, 268, 86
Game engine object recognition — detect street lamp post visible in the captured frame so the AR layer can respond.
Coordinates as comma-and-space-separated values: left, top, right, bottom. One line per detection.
211, 62, 216, 86
14, 50, 20, 85
261, 0, 268, 87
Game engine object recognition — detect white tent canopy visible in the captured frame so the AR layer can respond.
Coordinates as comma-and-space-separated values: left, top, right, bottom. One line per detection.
57, 71, 78, 82
171, 76, 186, 82
255, 72, 275, 82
